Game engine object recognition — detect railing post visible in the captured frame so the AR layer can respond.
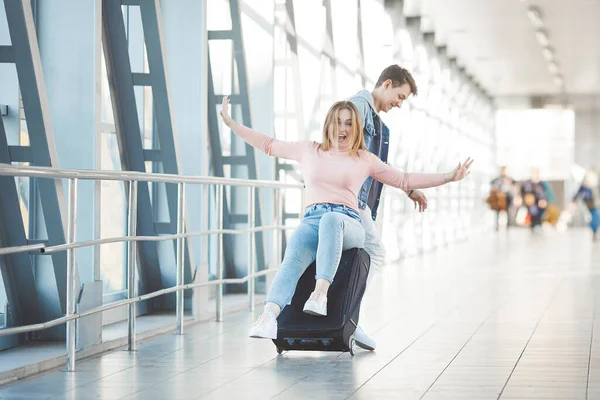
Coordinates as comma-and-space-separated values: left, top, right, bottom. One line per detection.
271, 188, 279, 273
216, 184, 224, 322
248, 186, 256, 312
300, 186, 306, 213
127, 180, 138, 350
276, 188, 283, 264
65, 178, 78, 372
200, 182, 209, 318
176, 183, 185, 334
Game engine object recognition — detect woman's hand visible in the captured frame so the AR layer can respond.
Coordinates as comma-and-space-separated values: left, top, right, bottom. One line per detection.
444, 157, 474, 182
219, 96, 237, 129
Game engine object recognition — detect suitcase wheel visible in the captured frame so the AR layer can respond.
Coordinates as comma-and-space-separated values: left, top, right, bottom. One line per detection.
276, 347, 284, 355
349, 335, 356, 356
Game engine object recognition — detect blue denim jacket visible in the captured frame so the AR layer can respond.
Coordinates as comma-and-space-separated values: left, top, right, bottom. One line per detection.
348, 90, 390, 221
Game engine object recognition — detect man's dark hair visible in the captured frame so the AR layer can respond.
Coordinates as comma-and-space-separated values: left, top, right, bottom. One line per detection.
375, 65, 418, 96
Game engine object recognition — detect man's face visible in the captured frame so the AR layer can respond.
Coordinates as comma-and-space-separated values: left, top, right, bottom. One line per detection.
381, 81, 412, 113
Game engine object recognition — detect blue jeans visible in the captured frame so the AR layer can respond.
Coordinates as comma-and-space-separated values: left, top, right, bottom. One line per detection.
265, 204, 366, 310
590, 208, 599, 233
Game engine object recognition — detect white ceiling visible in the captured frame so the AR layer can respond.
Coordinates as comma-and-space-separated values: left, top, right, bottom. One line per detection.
413, 0, 600, 97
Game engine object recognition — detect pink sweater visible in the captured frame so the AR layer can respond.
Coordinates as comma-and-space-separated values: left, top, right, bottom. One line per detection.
234, 125, 447, 211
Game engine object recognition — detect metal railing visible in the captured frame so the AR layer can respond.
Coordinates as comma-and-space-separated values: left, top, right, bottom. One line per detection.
0, 163, 304, 371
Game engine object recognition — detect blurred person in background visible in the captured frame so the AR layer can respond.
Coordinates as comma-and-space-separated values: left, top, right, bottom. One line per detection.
488, 166, 515, 230
520, 168, 551, 233
570, 168, 599, 241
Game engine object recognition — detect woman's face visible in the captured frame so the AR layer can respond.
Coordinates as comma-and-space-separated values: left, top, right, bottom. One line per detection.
330, 108, 353, 149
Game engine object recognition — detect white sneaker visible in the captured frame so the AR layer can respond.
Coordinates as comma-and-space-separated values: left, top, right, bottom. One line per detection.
248, 312, 278, 339
354, 325, 376, 351
303, 292, 327, 316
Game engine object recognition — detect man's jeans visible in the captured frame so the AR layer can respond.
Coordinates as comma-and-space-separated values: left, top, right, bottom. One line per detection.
359, 206, 386, 286
265, 204, 365, 310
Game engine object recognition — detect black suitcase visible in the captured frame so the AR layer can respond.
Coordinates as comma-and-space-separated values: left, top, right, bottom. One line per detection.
272, 248, 370, 356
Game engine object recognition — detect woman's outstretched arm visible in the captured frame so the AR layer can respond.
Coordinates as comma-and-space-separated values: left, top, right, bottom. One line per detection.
368, 153, 473, 191
220, 96, 305, 161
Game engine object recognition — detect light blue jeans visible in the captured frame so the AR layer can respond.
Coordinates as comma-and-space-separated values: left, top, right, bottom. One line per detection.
265, 203, 366, 310
590, 207, 599, 233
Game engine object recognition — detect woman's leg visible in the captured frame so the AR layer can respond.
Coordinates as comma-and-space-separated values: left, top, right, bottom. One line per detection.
249, 219, 319, 339
589, 208, 599, 238
264, 221, 319, 311
304, 212, 365, 316
495, 210, 500, 231
314, 212, 365, 285
528, 206, 541, 230
303, 212, 365, 316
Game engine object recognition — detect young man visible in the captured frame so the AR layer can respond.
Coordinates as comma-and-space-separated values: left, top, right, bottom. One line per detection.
348, 65, 426, 351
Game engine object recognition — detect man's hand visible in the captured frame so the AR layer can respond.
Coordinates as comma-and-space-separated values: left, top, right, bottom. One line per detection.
409, 189, 428, 212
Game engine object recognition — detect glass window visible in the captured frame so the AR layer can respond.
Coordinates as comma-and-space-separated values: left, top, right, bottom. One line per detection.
496, 109, 575, 181
99, 132, 127, 295
97, 6, 153, 296
396, 28, 415, 66
16, 97, 32, 237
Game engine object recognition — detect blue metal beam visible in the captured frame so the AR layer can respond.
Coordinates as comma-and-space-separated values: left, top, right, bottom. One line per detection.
0, 45, 13, 62
206, 52, 236, 277
102, 0, 163, 299
7, 145, 31, 162
103, 1, 194, 308
4, 0, 71, 322
139, 0, 193, 289
274, 0, 304, 251
0, 115, 42, 330
206, 0, 267, 288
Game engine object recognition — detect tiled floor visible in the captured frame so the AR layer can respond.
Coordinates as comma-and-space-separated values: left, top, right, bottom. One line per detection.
1, 228, 599, 399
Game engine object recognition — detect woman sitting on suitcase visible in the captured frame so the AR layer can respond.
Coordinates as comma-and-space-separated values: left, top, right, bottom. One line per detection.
219, 96, 473, 339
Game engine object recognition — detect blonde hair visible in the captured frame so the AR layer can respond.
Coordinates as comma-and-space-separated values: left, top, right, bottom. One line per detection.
320, 101, 366, 156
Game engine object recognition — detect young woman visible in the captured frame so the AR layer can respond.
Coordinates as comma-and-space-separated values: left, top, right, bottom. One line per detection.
219, 96, 473, 339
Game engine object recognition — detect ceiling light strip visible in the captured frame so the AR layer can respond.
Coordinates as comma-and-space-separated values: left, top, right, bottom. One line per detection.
526, 5, 564, 88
